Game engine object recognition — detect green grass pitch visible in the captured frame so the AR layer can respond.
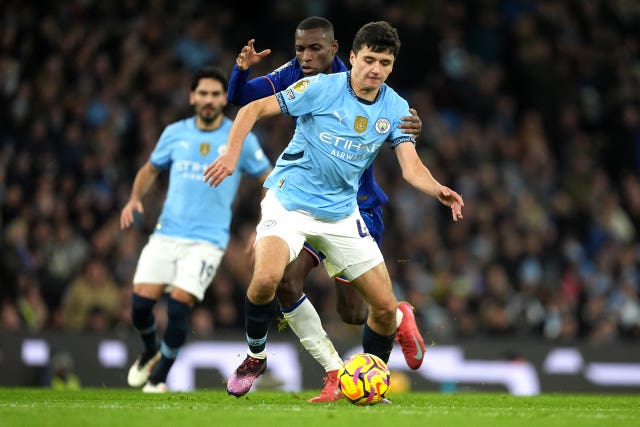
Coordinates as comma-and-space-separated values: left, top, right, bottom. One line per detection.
1, 389, 638, 427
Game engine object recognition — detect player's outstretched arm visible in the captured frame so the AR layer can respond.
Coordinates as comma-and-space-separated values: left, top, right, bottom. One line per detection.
203, 96, 280, 187
394, 142, 464, 222
229, 39, 278, 106
120, 162, 160, 229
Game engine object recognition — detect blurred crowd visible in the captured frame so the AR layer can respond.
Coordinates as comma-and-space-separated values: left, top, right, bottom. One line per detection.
1, 0, 640, 347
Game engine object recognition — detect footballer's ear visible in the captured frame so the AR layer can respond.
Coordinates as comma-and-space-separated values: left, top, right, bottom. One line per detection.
349, 50, 355, 65
331, 39, 339, 53
189, 91, 196, 106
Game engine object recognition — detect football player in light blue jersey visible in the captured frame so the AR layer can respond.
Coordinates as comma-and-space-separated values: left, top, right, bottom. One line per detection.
205, 21, 464, 400
265, 73, 412, 219
229, 17, 424, 402
121, 66, 272, 393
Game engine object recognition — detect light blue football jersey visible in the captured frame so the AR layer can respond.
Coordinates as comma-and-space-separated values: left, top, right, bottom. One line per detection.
150, 116, 271, 249
266, 71, 414, 220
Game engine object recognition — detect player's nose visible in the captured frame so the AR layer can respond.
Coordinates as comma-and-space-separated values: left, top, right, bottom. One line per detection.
301, 49, 313, 62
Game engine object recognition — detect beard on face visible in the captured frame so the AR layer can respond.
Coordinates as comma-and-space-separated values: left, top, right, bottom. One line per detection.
198, 105, 221, 124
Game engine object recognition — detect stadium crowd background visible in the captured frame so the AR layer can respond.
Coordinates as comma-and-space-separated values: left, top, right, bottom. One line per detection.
1, 0, 639, 347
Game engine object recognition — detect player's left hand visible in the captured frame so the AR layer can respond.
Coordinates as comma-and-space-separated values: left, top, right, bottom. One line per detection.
437, 185, 464, 222
120, 200, 144, 229
399, 108, 422, 139
236, 39, 272, 71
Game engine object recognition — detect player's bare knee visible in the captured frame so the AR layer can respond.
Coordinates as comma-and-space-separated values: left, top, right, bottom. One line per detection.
248, 274, 280, 303
252, 269, 282, 288
248, 286, 276, 304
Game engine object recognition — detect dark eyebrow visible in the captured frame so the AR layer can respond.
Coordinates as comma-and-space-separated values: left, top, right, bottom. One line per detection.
296, 43, 322, 49
198, 89, 224, 95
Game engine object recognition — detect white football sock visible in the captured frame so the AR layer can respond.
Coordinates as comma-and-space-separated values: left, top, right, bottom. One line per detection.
248, 350, 267, 359
396, 307, 403, 328
282, 296, 342, 372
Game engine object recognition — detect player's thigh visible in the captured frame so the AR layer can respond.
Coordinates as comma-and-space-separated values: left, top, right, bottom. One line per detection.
252, 235, 291, 286
174, 240, 224, 302
282, 245, 318, 284
278, 249, 318, 289
351, 262, 396, 313
256, 190, 306, 265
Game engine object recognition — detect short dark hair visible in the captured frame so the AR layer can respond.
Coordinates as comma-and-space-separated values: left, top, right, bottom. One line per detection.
352, 21, 401, 58
296, 16, 335, 38
190, 66, 228, 92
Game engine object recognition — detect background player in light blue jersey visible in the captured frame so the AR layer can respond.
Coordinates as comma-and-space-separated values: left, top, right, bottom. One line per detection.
205, 21, 464, 399
120, 67, 272, 393
229, 17, 424, 402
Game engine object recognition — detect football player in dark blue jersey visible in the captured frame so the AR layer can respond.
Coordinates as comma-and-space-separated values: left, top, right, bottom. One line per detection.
227, 17, 424, 402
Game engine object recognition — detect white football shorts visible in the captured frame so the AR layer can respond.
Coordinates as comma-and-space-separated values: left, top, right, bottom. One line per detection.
256, 190, 384, 280
133, 234, 224, 301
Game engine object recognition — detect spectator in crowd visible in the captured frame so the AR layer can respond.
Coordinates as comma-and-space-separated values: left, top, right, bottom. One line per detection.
60, 257, 121, 331
47, 350, 81, 390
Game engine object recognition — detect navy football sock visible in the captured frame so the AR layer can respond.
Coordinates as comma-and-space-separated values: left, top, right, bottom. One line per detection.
148, 298, 190, 384
362, 322, 394, 364
131, 294, 158, 356
245, 296, 278, 354
148, 342, 180, 384
164, 298, 190, 349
